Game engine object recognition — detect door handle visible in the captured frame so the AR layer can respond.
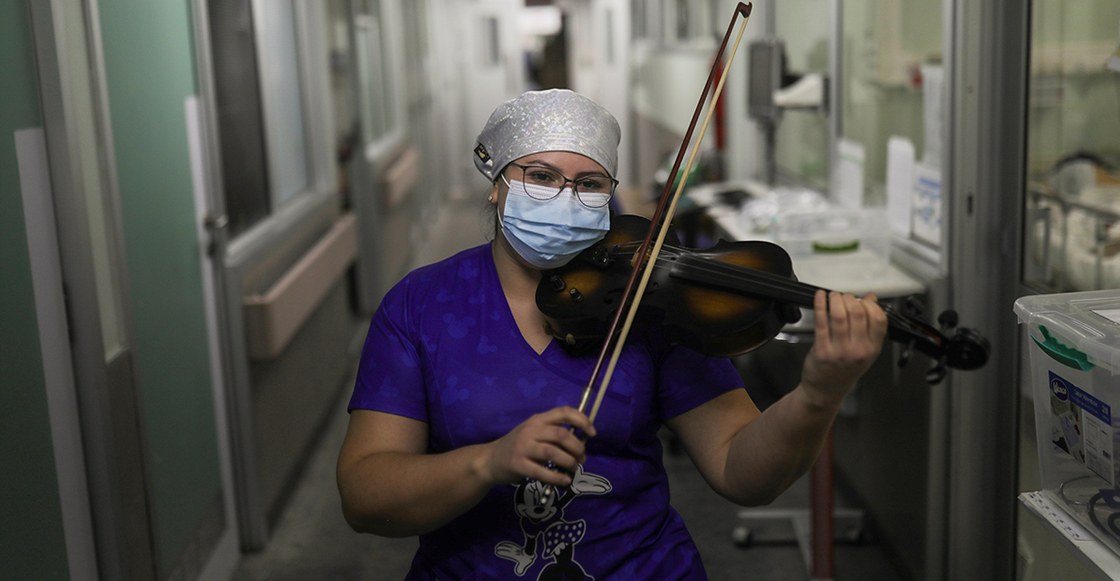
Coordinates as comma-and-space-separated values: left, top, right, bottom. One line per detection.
203, 214, 229, 257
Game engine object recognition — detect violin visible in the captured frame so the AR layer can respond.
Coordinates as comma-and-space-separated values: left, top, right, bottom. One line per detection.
545, 2, 985, 431
537, 214, 990, 385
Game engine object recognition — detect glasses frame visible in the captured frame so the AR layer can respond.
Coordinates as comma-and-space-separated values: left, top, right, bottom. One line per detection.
505, 162, 618, 208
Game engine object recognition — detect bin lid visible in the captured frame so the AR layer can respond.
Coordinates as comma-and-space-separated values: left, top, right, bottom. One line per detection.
1014, 290, 1120, 375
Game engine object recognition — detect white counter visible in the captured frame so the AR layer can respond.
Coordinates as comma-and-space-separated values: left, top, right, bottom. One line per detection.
698, 196, 925, 299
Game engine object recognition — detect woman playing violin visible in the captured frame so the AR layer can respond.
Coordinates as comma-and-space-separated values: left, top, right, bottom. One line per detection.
337, 89, 888, 580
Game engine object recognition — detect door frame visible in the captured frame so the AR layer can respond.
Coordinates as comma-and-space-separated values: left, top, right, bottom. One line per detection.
28, 1, 157, 578
28, 0, 242, 578
944, 0, 1029, 577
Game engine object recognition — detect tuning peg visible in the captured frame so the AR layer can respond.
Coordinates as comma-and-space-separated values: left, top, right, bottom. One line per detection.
937, 310, 959, 331
904, 296, 926, 317
925, 361, 947, 385
897, 340, 914, 368
591, 247, 611, 267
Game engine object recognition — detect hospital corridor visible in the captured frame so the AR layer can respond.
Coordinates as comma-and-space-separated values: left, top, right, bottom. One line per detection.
4, 1, 1120, 580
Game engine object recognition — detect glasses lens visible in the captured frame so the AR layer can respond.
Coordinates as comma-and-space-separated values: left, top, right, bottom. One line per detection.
574, 176, 615, 208
514, 164, 615, 207
575, 189, 612, 208
574, 176, 612, 194
517, 165, 564, 199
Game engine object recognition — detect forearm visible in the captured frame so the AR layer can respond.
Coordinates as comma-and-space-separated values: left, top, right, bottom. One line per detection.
338, 444, 495, 537
720, 383, 844, 506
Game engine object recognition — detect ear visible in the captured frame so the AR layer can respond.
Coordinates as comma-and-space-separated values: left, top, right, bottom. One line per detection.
488, 179, 502, 205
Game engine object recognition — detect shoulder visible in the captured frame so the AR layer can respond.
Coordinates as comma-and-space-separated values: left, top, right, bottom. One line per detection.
376, 243, 493, 326
386, 244, 492, 300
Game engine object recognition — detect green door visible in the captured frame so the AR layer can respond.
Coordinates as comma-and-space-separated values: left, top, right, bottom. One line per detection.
29, 0, 236, 578
1, 2, 71, 579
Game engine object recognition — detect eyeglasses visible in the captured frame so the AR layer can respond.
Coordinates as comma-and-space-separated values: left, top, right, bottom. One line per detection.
506, 163, 618, 208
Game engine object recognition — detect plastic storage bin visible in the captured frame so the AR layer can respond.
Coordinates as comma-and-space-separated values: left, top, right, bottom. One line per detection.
1015, 289, 1120, 555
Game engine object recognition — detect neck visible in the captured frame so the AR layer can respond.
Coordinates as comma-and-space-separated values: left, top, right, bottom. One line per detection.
492, 235, 554, 354
491, 235, 541, 300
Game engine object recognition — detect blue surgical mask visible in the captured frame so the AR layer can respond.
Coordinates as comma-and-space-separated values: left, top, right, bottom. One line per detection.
499, 177, 610, 269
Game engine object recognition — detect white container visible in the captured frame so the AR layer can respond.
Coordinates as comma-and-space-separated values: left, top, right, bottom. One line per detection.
1015, 290, 1120, 554
774, 207, 891, 259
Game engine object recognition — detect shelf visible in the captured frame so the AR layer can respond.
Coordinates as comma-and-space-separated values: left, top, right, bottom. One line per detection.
1020, 491, 1120, 580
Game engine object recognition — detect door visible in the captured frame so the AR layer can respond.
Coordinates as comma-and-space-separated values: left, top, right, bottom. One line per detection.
464, 0, 524, 152
29, 1, 238, 579
1015, 1, 1120, 579
2, 2, 85, 578
589, 0, 634, 185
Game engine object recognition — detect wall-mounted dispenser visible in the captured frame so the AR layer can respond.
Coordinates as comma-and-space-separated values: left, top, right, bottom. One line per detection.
748, 37, 829, 184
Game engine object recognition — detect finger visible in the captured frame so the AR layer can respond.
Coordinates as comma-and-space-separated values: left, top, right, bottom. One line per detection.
869, 301, 888, 339
530, 440, 581, 474
861, 293, 888, 335
538, 425, 587, 465
519, 457, 573, 486
813, 290, 831, 347
849, 294, 887, 345
828, 292, 852, 340
841, 294, 868, 340
541, 406, 597, 438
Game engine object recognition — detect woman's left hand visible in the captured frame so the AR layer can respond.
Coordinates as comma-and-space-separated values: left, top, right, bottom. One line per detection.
799, 290, 888, 407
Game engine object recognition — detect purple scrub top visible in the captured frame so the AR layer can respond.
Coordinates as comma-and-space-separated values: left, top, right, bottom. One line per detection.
349, 243, 744, 580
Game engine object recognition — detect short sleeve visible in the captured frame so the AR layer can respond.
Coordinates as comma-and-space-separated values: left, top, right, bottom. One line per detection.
348, 277, 429, 422
657, 344, 745, 420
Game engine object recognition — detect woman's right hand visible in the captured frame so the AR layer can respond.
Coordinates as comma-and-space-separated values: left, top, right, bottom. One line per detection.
479, 406, 596, 487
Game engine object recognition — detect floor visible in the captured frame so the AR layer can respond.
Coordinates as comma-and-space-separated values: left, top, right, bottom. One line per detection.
230, 198, 908, 581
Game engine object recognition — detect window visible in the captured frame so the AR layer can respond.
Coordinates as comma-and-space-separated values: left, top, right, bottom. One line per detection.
257, 0, 311, 206
1022, 0, 1120, 291
838, 0, 943, 208
209, 0, 334, 239
773, 0, 832, 191
354, 0, 406, 156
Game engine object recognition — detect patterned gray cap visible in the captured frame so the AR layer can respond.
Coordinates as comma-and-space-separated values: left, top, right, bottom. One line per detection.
473, 89, 621, 182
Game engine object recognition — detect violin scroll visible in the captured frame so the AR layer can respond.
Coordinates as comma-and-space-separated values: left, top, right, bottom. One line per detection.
883, 303, 990, 384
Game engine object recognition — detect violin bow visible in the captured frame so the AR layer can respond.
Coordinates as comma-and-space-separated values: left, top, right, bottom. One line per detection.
577, 2, 754, 427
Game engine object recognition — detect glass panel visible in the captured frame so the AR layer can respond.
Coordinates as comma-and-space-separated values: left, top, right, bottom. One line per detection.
485, 16, 500, 66
1023, 0, 1120, 291
631, 0, 649, 40
774, 0, 831, 190
840, 0, 943, 206
56, 1, 130, 359
355, 4, 400, 145
355, 21, 379, 140
209, 0, 271, 237
259, 0, 310, 206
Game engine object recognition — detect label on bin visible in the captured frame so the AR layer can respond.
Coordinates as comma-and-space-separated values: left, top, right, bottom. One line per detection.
1051, 371, 1115, 487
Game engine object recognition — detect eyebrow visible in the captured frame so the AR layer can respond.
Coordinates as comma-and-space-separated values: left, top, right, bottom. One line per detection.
520, 159, 610, 177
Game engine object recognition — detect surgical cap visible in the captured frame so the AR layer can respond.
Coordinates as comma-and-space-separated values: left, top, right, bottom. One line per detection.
473, 89, 621, 182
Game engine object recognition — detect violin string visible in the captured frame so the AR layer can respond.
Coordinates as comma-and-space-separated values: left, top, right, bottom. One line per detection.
665, 257, 920, 330
609, 246, 822, 304
671, 260, 820, 304
606, 244, 926, 335
621, 251, 818, 304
